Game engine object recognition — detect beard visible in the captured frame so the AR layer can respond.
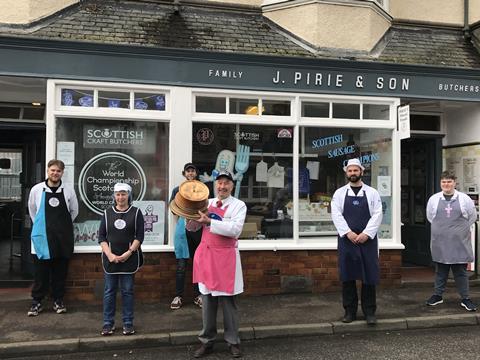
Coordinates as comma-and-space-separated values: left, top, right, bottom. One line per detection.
347, 174, 362, 183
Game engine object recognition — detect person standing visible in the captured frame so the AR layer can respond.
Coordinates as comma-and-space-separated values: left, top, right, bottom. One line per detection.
425, 171, 477, 311
27, 159, 79, 316
331, 158, 383, 325
189, 170, 246, 358
98, 183, 144, 336
169, 163, 203, 310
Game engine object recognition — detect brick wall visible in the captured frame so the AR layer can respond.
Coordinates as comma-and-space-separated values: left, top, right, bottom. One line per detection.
65, 250, 402, 303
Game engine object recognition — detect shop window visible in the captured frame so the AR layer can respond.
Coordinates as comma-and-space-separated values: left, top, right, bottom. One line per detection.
300, 127, 392, 238
196, 96, 226, 113
301, 102, 329, 118
262, 100, 291, 116
134, 93, 166, 111
332, 103, 360, 119
56, 117, 169, 247
98, 91, 130, 109
192, 123, 294, 240
61, 89, 94, 107
0, 106, 20, 120
410, 114, 441, 131
363, 104, 389, 120
229, 98, 259, 115
22, 106, 45, 120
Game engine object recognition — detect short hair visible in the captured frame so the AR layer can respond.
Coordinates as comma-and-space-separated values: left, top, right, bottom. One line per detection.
440, 170, 456, 181
47, 159, 65, 170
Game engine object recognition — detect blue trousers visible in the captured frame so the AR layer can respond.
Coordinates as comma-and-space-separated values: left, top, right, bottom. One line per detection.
103, 273, 135, 327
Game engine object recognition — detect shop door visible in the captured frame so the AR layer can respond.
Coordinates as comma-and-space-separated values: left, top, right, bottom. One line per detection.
0, 123, 45, 285
401, 137, 441, 266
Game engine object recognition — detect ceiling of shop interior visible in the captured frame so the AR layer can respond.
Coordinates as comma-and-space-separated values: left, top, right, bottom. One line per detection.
0, 76, 46, 104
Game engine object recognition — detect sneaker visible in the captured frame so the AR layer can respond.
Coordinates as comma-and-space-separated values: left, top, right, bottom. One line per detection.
101, 325, 115, 336
53, 300, 67, 314
122, 325, 135, 335
193, 295, 203, 309
27, 302, 43, 316
426, 294, 443, 306
461, 298, 478, 311
170, 296, 183, 310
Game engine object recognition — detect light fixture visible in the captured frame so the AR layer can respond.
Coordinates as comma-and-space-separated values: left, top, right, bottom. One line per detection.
31, 102, 42, 106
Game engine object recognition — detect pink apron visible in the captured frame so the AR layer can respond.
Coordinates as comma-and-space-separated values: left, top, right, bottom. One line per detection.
193, 203, 237, 294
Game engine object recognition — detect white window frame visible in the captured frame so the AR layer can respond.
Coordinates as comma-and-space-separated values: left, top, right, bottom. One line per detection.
46, 81, 402, 252
191, 88, 402, 251
47, 79, 174, 253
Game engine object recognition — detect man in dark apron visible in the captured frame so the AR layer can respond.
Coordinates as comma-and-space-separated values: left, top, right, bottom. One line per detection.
425, 171, 477, 311
27, 159, 79, 316
331, 158, 383, 325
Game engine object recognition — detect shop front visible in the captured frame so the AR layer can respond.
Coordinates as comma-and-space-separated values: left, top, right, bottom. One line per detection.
1, 36, 480, 299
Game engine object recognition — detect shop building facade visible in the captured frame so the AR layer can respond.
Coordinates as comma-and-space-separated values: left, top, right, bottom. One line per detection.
0, 0, 480, 301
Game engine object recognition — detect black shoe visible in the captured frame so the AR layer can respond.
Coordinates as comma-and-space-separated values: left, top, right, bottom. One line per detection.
229, 344, 242, 358
366, 315, 377, 326
342, 313, 356, 323
193, 344, 214, 358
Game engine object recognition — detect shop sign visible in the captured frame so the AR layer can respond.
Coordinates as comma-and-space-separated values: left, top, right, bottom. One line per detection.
397, 105, 410, 140
78, 152, 147, 215
83, 125, 145, 149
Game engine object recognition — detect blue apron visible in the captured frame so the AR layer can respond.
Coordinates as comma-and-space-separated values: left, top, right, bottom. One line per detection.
338, 190, 379, 285
31, 189, 74, 260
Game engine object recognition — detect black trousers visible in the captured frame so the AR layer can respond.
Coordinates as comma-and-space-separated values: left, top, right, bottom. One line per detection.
31, 257, 70, 302
342, 280, 376, 316
175, 228, 202, 297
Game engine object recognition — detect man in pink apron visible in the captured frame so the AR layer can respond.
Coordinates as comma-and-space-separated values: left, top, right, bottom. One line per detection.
188, 170, 247, 358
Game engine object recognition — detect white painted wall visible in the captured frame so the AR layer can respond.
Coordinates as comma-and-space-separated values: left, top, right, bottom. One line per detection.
444, 104, 480, 146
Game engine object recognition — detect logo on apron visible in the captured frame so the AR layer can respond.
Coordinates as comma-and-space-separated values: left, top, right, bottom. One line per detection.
114, 219, 127, 230
353, 200, 360, 206
48, 197, 60, 207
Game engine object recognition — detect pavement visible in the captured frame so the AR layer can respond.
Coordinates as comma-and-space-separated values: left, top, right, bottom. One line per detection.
2, 281, 480, 358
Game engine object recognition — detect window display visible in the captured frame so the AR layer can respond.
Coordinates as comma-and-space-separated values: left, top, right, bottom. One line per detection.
300, 127, 393, 238
193, 124, 294, 240
56, 118, 169, 247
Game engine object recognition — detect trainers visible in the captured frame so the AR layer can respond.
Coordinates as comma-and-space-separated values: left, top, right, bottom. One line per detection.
122, 324, 135, 335
101, 325, 115, 336
27, 302, 43, 316
193, 295, 203, 308
461, 298, 478, 311
170, 296, 183, 310
426, 294, 443, 306
53, 300, 67, 314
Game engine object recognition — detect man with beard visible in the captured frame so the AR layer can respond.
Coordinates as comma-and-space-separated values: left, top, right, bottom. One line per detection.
331, 158, 383, 325
27, 159, 78, 316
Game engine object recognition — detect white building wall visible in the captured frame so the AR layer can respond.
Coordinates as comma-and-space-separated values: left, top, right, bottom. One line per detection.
444, 104, 480, 146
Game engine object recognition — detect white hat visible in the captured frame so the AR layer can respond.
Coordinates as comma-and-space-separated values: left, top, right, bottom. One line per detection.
113, 183, 132, 193
343, 158, 365, 172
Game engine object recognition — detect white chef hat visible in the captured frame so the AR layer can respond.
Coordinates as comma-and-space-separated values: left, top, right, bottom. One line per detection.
113, 183, 132, 193
343, 158, 365, 172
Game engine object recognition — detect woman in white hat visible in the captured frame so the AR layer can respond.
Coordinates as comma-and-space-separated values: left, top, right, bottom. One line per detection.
98, 183, 144, 336
331, 158, 383, 326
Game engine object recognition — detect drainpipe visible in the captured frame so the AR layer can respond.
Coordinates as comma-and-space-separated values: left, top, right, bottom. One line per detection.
464, 0, 471, 40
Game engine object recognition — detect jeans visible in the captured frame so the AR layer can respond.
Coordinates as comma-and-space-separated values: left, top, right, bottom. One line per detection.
103, 273, 135, 327
434, 262, 469, 299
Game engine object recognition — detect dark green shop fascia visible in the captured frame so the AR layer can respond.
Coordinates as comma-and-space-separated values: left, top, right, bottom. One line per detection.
1, 36, 480, 101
